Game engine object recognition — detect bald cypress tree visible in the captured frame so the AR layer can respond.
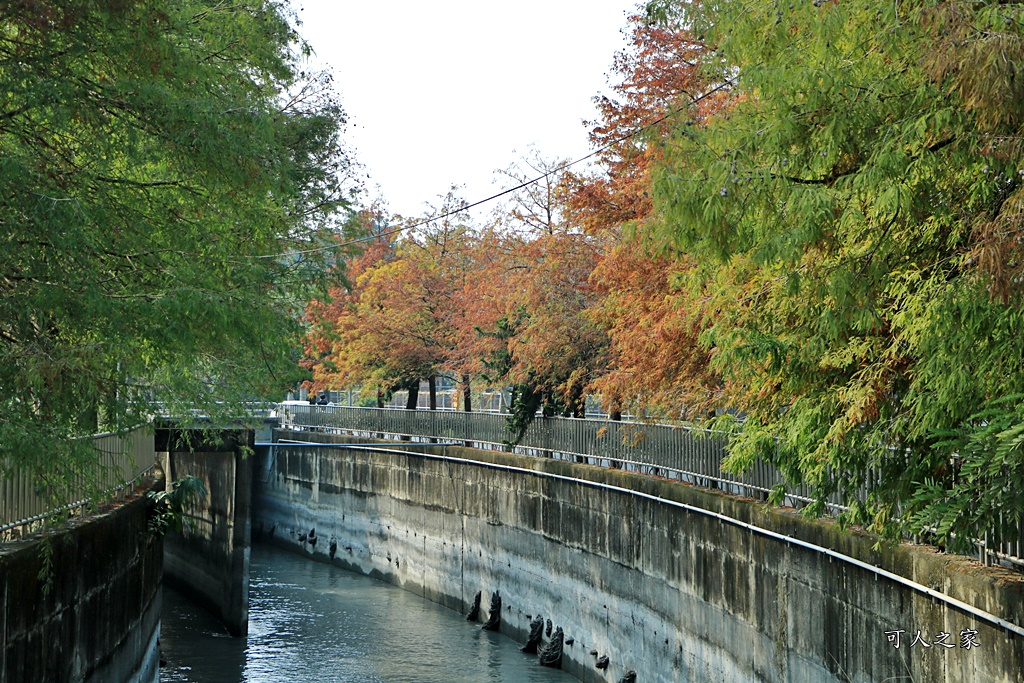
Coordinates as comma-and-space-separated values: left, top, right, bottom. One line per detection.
650, 0, 1024, 546
0, 1, 357, 499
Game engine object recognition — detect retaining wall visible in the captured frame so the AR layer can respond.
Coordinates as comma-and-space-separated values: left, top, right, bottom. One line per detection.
254, 431, 1024, 683
0, 481, 162, 683
159, 429, 253, 636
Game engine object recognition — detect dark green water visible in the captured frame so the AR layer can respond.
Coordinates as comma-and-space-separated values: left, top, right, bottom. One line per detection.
159, 544, 579, 683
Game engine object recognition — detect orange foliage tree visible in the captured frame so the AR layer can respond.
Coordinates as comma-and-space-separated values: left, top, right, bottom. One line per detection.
568, 5, 727, 419
304, 195, 476, 409
460, 154, 608, 429
303, 4, 727, 427
302, 207, 395, 405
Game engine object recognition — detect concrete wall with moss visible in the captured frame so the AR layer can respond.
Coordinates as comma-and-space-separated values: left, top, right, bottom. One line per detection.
255, 431, 1024, 683
159, 429, 253, 637
0, 483, 162, 683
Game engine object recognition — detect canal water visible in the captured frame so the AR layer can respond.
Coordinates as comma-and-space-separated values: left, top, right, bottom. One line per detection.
159, 543, 580, 683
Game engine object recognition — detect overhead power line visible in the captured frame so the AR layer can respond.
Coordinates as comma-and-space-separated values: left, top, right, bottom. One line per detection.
258, 78, 734, 260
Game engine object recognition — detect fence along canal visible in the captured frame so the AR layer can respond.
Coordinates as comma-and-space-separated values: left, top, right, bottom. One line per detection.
277, 403, 1024, 572
0, 424, 156, 540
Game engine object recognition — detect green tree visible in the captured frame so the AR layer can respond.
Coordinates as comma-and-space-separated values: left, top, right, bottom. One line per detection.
0, 1, 356, 501
652, 0, 1024, 545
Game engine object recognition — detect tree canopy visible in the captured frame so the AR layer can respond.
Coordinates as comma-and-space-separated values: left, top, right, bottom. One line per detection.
302, 0, 1024, 549
650, 0, 1024, 544
1, 0, 356, 497
301, 10, 709, 427
304, 196, 473, 407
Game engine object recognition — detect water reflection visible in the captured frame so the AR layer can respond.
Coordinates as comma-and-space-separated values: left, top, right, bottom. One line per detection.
160, 543, 578, 683
160, 584, 245, 682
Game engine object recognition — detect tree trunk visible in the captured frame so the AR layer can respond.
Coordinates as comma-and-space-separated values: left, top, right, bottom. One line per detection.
405, 380, 419, 410
572, 393, 585, 461
609, 397, 622, 468
459, 374, 473, 446
375, 388, 385, 438
542, 389, 554, 418
428, 376, 437, 410
610, 396, 622, 422
461, 374, 472, 412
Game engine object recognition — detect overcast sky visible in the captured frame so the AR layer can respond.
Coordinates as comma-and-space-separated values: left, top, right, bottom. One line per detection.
294, 1, 638, 219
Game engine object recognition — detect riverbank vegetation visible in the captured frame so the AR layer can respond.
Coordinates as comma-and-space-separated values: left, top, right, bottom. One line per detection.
0, 1, 358, 503
304, 1, 1024, 549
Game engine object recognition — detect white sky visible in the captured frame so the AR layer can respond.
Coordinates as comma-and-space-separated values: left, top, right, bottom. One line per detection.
293, 1, 638, 219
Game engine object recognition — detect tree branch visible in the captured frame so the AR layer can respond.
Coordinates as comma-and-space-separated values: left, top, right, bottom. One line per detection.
775, 136, 956, 186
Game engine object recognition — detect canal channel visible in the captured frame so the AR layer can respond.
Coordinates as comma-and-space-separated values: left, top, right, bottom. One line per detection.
159, 543, 581, 683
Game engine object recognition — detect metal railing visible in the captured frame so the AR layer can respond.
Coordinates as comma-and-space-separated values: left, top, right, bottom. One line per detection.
0, 425, 157, 539
278, 404, 820, 504
277, 403, 1024, 572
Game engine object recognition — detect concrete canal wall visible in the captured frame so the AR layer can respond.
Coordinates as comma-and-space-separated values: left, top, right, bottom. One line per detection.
255, 431, 1024, 683
158, 428, 253, 637
0, 482, 162, 683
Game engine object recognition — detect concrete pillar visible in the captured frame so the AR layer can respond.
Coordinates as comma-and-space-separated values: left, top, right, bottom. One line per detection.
159, 427, 253, 636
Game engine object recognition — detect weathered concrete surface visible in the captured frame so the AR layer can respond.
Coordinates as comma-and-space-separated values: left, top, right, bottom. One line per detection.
0, 480, 162, 683
256, 431, 1024, 683
159, 429, 252, 636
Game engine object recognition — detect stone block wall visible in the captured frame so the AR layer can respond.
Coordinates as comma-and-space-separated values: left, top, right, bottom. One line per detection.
0, 483, 162, 683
